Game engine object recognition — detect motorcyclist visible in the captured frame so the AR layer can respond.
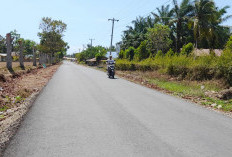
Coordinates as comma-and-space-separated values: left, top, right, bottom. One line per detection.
106, 55, 115, 74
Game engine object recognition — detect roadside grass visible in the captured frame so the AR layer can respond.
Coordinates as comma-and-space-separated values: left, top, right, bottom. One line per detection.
148, 79, 204, 97
117, 70, 232, 113
202, 97, 232, 112
0, 115, 4, 120
148, 78, 232, 112
0, 106, 8, 112
0, 62, 38, 74
148, 78, 222, 97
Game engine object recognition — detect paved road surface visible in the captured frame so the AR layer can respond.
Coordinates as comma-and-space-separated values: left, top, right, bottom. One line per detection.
3, 61, 232, 157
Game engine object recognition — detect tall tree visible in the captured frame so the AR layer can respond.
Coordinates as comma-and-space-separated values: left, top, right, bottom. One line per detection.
146, 24, 172, 53
208, 5, 232, 49
10, 30, 21, 52
121, 16, 155, 50
38, 17, 68, 64
171, 0, 193, 52
0, 35, 6, 54
23, 40, 36, 55
152, 5, 174, 25
190, 0, 216, 48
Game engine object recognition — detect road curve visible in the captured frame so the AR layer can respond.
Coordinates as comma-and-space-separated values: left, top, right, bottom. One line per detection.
3, 61, 232, 157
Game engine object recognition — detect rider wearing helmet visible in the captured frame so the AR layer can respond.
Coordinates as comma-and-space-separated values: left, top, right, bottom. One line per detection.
106, 55, 115, 73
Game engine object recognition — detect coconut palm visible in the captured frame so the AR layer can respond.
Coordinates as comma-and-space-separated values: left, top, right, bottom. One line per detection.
208, 5, 232, 48
171, 0, 194, 52
121, 16, 155, 49
189, 0, 216, 48
151, 4, 174, 26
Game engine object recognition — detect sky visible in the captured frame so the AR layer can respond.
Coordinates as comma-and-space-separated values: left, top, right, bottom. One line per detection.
0, 0, 231, 54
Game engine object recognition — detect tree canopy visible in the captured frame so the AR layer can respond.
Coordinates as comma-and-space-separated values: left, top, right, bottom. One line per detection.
120, 0, 232, 52
38, 17, 69, 58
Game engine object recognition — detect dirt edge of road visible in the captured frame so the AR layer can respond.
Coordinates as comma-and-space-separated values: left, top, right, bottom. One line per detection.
0, 92, 40, 156
0, 64, 60, 156
115, 71, 232, 118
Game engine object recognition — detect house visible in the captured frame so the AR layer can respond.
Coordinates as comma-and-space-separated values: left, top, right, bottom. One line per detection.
86, 58, 97, 66
194, 49, 222, 56
0, 53, 7, 62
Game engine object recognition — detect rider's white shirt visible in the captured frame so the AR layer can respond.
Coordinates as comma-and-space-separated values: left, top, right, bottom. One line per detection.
106, 59, 115, 65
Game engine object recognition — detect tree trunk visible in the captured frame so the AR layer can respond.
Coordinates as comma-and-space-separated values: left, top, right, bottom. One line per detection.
33, 47, 36, 66
6, 33, 13, 71
19, 41, 25, 69
50, 54, 53, 64
176, 20, 182, 53
45, 54, 48, 64
43, 53, 46, 64
38, 52, 42, 65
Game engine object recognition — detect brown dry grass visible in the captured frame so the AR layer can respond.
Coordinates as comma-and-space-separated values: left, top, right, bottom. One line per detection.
0, 62, 38, 75
0, 62, 34, 68
0, 64, 60, 110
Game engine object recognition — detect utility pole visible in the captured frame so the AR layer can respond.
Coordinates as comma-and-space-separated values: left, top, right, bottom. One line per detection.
108, 18, 119, 56
89, 38, 95, 47
6, 33, 13, 71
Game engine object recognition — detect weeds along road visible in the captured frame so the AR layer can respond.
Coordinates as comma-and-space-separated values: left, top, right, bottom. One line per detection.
3, 61, 232, 157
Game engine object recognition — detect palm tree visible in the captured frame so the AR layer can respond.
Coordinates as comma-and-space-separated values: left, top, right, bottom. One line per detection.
122, 16, 153, 49
171, 0, 193, 52
189, 0, 216, 49
151, 4, 174, 26
208, 5, 232, 48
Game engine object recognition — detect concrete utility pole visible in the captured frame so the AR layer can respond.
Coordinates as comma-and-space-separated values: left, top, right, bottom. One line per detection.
6, 33, 13, 71
108, 18, 119, 56
89, 38, 95, 47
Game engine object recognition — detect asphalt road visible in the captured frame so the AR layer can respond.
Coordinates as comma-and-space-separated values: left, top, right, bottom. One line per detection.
3, 61, 232, 157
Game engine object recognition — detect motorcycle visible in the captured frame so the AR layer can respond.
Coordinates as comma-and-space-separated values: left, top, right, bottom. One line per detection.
107, 64, 115, 79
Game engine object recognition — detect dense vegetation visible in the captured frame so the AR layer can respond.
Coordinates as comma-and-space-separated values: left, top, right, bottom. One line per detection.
119, 0, 231, 53
0, 17, 68, 66
116, 36, 232, 85
115, 0, 232, 86
75, 45, 107, 63
0, 30, 36, 56
38, 17, 69, 62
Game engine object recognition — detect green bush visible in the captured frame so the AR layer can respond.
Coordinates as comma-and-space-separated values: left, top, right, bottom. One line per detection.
125, 47, 135, 61
134, 41, 149, 61
118, 50, 124, 59
155, 50, 163, 58
180, 43, 194, 56
225, 36, 232, 51
166, 48, 174, 57
95, 53, 102, 62
115, 37, 232, 86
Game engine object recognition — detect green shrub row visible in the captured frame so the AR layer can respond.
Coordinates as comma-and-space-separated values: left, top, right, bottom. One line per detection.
116, 51, 232, 85
116, 36, 232, 85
